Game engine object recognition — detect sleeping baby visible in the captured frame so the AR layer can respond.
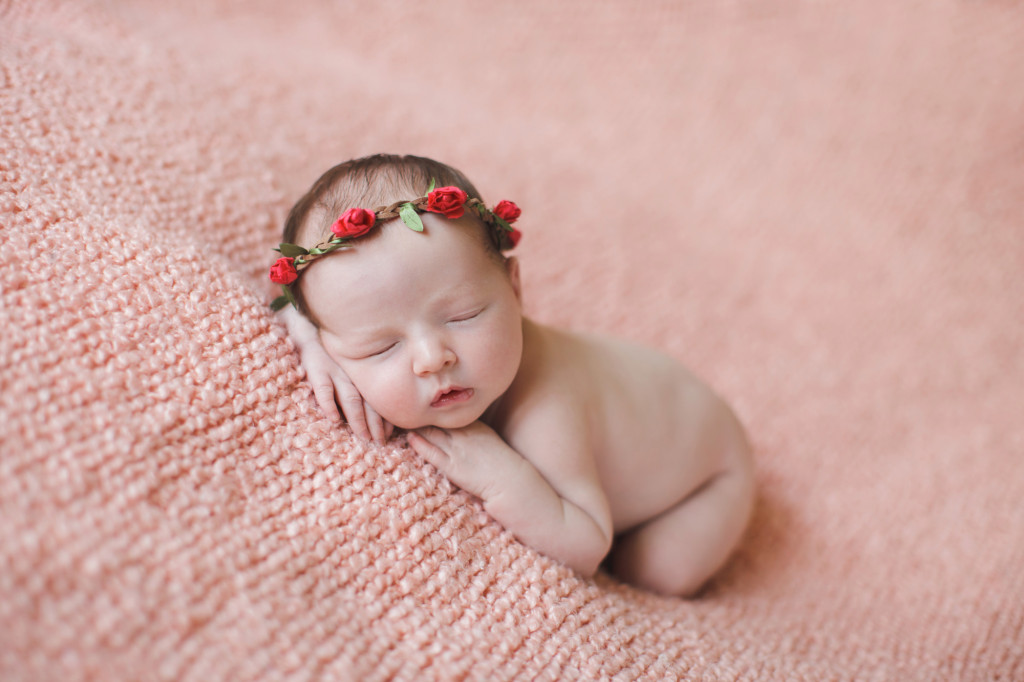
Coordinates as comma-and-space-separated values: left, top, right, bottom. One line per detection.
270, 154, 754, 596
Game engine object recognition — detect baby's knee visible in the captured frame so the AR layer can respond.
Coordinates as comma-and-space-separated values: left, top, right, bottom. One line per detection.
608, 525, 716, 597
639, 565, 710, 598
609, 469, 754, 597
610, 547, 710, 597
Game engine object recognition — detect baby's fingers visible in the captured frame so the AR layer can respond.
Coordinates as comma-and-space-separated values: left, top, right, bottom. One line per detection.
337, 388, 371, 442
409, 427, 497, 500
407, 430, 451, 468
415, 426, 451, 449
364, 403, 388, 444
310, 377, 342, 423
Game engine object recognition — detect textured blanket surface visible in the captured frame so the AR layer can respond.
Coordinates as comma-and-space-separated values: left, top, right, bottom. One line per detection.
2, 1, 1023, 680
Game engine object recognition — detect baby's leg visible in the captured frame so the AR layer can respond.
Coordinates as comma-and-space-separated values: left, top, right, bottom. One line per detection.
610, 461, 754, 597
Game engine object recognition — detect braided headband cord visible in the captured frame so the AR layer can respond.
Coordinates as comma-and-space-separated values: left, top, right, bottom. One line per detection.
294, 196, 433, 274
375, 196, 430, 220
269, 187, 521, 311
297, 197, 498, 270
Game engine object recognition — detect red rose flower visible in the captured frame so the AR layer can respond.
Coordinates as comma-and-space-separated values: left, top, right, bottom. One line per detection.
427, 186, 469, 219
508, 228, 523, 248
331, 207, 376, 238
270, 257, 298, 284
493, 200, 521, 224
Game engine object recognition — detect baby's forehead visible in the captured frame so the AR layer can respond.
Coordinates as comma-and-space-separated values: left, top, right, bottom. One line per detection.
304, 218, 501, 318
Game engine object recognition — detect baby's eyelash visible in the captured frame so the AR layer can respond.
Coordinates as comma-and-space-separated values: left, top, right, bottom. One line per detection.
449, 308, 484, 323
363, 342, 397, 358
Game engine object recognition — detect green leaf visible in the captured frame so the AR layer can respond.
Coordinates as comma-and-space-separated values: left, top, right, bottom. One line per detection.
307, 247, 325, 255
400, 202, 424, 232
278, 243, 309, 257
494, 216, 512, 232
426, 178, 436, 195
271, 284, 298, 311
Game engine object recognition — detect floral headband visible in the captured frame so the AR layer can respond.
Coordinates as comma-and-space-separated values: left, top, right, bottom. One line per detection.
269, 183, 522, 311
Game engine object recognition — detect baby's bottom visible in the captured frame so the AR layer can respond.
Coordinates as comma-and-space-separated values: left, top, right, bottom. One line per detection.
608, 463, 754, 597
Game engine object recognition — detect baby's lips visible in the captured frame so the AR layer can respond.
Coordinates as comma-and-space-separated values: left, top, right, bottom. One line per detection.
431, 386, 473, 407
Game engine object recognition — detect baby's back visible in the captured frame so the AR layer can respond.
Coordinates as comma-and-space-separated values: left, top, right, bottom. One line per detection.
540, 324, 740, 533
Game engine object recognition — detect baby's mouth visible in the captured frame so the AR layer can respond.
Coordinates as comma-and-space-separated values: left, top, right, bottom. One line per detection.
431, 387, 474, 408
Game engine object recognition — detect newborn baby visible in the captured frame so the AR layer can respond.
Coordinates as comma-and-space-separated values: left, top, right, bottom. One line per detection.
272, 154, 754, 596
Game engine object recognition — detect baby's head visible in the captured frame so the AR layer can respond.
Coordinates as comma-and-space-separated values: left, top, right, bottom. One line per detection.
273, 154, 525, 430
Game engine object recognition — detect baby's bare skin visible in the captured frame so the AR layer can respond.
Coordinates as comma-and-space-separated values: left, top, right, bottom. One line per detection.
414, 318, 754, 596
517, 321, 750, 535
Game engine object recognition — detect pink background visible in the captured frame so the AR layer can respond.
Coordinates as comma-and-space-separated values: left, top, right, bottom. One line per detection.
2, 1, 1022, 679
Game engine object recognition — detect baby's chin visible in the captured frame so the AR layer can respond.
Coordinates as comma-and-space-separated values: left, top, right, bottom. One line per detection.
385, 407, 485, 432
395, 415, 479, 431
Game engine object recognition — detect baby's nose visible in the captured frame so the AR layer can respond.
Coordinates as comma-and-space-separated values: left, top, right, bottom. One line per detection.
412, 337, 456, 376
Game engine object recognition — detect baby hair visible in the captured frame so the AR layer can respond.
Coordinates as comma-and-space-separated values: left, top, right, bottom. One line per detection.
283, 154, 486, 249
280, 154, 512, 321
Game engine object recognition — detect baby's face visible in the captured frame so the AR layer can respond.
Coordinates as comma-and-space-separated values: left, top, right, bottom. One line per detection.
302, 213, 524, 430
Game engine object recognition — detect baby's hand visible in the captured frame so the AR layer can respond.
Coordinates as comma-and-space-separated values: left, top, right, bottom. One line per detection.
408, 422, 526, 501
300, 339, 393, 444
278, 307, 393, 443
409, 421, 613, 576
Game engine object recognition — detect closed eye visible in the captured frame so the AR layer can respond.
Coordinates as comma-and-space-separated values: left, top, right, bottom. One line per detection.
359, 342, 397, 359
449, 307, 484, 324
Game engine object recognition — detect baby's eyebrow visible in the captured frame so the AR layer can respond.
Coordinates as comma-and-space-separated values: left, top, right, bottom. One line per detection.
345, 327, 394, 344
432, 283, 484, 308
335, 336, 396, 360
332, 321, 396, 347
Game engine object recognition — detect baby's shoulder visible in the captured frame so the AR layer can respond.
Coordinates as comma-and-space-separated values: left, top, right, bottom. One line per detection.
537, 323, 722, 430
516, 321, 701, 415
557, 325, 694, 389
491, 322, 593, 441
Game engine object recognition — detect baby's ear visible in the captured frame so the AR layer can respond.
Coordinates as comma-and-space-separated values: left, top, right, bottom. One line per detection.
505, 256, 522, 303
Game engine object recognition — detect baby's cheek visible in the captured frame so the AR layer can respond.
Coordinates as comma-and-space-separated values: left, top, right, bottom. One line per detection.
360, 368, 422, 428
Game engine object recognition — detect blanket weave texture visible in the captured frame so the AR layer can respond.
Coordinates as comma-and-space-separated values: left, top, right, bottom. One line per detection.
2, 1, 1023, 680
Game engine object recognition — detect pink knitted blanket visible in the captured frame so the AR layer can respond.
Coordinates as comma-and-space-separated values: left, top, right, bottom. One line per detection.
3, 1, 1022, 679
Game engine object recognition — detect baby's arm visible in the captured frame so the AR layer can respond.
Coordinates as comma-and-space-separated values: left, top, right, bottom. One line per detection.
278, 307, 392, 443
408, 418, 613, 576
